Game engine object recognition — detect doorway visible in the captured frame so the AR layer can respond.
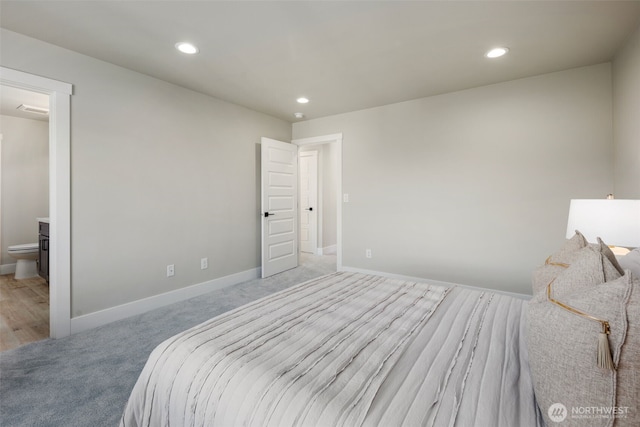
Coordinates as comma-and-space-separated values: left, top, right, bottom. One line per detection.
1, 67, 72, 340
0, 85, 50, 350
293, 133, 343, 271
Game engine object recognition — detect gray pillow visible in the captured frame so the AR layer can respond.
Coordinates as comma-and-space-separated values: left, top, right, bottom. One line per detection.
615, 271, 640, 427
531, 230, 587, 296
531, 232, 623, 300
594, 237, 624, 276
531, 246, 623, 303
528, 272, 633, 427
618, 249, 640, 277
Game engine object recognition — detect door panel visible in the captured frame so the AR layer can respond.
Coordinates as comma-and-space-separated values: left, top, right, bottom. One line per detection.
261, 138, 298, 278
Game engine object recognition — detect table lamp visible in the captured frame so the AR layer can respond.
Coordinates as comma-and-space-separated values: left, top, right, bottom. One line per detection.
566, 198, 640, 255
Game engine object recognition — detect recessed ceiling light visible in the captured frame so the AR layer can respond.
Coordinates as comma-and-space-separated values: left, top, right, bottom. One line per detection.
294, 112, 305, 119
175, 42, 199, 54
485, 47, 509, 58
296, 97, 310, 104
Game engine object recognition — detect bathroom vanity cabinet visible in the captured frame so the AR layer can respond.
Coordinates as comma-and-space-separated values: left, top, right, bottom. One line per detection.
38, 221, 49, 283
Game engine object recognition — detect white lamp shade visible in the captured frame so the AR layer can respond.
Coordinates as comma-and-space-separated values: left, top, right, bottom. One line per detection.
566, 199, 640, 247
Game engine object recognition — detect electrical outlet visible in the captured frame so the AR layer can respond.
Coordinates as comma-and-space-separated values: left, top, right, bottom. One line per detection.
201, 257, 208, 270
366, 249, 372, 259
343, 193, 350, 203
167, 264, 175, 277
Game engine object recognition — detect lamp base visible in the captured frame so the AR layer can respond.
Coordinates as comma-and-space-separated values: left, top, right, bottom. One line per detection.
609, 246, 630, 256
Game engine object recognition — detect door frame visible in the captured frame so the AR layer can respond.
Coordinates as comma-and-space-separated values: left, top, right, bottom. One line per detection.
1, 66, 72, 338
292, 133, 343, 270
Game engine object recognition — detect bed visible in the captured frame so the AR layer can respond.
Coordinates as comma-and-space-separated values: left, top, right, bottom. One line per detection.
120, 272, 543, 427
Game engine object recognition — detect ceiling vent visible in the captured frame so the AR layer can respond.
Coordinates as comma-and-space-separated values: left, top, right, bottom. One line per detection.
16, 104, 49, 115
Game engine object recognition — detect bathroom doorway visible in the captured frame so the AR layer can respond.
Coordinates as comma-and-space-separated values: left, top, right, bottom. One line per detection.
1, 67, 72, 341
0, 85, 51, 351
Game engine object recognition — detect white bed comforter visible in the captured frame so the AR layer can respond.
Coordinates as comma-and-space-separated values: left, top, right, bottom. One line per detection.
120, 272, 542, 427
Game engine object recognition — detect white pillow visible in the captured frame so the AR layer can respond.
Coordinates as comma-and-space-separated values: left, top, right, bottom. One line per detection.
618, 248, 640, 277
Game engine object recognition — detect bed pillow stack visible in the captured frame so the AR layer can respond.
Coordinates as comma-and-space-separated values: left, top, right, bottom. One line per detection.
528, 232, 639, 427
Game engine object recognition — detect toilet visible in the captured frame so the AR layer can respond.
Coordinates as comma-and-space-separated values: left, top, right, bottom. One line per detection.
8, 243, 39, 279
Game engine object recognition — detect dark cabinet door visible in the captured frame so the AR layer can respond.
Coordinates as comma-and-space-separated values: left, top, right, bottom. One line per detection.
38, 223, 49, 283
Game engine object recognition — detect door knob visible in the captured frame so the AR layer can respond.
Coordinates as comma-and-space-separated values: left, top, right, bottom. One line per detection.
264, 212, 275, 217
305, 207, 313, 211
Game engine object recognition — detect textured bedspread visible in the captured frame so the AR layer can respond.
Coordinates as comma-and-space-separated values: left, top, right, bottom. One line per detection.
121, 272, 542, 427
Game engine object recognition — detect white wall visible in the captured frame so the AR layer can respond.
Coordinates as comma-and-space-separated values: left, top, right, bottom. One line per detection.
293, 64, 614, 295
0, 114, 49, 267
0, 25, 627, 316
0, 29, 291, 317
613, 24, 640, 199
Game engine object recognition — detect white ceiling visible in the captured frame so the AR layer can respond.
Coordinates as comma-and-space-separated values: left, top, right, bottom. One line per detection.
0, 85, 49, 122
1, 1, 639, 122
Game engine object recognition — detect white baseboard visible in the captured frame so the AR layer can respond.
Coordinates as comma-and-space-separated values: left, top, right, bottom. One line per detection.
340, 266, 531, 300
70, 267, 261, 334
0, 263, 17, 275
69, 264, 530, 334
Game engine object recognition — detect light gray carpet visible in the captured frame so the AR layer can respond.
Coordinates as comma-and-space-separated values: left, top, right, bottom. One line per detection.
0, 254, 336, 427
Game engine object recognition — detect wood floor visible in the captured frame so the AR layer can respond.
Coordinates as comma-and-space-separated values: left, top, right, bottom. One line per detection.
0, 273, 49, 352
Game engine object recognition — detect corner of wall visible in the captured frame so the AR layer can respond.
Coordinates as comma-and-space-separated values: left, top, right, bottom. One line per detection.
612, 24, 640, 198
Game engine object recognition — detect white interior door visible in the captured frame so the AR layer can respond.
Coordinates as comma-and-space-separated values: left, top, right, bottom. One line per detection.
299, 151, 318, 254
261, 138, 298, 278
